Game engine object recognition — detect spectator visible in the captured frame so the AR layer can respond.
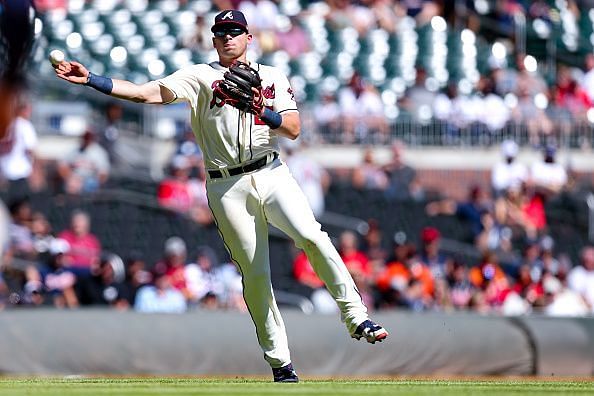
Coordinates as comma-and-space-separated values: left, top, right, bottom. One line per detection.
529, 145, 567, 197
553, 65, 591, 122
512, 264, 544, 308
293, 250, 324, 290
7, 197, 35, 260
426, 185, 492, 243
153, 236, 192, 301
213, 260, 245, 311
361, 218, 388, 273
338, 230, 372, 280
76, 253, 129, 309
375, 232, 434, 308
122, 252, 151, 306
57, 209, 101, 272
494, 185, 543, 241
382, 141, 423, 201
468, 251, 507, 291
418, 226, 451, 280
491, 140, 528, 198
312, 89, 341, 143
292, 250, 337, 313
99, 102, 123, 164
402, 68, 437, 126
352, 147, 388, 191
282, 139, 329, 219
447, 261, 474, 310
30, 211, 56, 257
567, 245, 594, 313
184, 246, 225, 306
36, 238, 79, 308
474, 210, 513, 253
57, 129, 110, 194
0, 95, 37, 196
544, 274, 590, 316
134, 271, 187, 313
512, 86, 553, 148
476, 76, 510, 141
337, 73, 387, 143
433, 82, 462, 145
157, 155, 208, 219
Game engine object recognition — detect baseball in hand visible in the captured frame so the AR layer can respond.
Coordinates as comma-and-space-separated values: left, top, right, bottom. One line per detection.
49, 49, 65, 65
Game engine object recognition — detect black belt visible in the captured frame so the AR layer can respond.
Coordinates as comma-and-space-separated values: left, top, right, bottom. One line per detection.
208, 152, 278, 179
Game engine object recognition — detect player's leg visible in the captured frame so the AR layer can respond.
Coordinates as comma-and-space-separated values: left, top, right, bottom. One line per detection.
256, 163, 377, 336
206, 177, 292, 369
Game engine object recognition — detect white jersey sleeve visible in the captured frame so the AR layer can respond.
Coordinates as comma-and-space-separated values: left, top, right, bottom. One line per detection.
157, 65, 201, 105
269, 68, 297, 114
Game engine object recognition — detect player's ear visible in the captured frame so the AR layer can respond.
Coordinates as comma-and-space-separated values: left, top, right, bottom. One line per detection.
246, 33, 253, 44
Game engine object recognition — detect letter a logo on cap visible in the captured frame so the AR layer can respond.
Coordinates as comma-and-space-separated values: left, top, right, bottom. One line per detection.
222, 11, 234, 20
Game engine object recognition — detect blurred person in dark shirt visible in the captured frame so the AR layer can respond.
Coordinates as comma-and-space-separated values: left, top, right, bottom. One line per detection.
36, 238, 79, 308
76, 253, 129, 309
426, 185, 492, 243
121, 252, 152, 306
383, 141, 423, 202
99, 102, 123, 164
447, 261, 474, 310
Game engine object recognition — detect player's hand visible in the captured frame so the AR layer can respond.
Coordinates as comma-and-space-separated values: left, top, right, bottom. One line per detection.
252, 87, 264, 115
54, 61, 90, 85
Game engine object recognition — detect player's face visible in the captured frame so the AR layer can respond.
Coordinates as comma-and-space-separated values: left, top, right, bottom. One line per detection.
212, 28, 252, 64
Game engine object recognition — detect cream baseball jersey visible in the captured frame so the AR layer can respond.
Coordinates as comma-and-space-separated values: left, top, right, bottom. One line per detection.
158, 61, 297, 169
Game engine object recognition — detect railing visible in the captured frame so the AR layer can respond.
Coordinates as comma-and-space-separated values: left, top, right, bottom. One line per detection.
32, 96, 594, 151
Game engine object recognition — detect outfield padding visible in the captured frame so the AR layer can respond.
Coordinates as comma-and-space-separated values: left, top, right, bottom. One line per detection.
0, 310, 591, 376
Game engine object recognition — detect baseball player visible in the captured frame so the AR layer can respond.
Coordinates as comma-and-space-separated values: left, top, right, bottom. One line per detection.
53, 10, 388, 382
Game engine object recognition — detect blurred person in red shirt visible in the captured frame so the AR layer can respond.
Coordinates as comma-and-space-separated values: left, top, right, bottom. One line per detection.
57, 209, 101, 272
512, 264, 544, 307
338, 230, 372, 280
293, 251, 324, 290
153, 236, 192, 301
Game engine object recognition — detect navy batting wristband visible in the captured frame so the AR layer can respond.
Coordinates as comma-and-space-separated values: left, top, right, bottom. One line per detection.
86, 72, 113, 95
260, 108, 282, 129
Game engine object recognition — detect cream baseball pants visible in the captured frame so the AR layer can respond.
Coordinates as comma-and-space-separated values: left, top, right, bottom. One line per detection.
206, 159, 368, 368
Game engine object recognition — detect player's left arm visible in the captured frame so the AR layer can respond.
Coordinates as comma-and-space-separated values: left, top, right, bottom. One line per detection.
272, 111, 300, 140
259, 69, 301, 140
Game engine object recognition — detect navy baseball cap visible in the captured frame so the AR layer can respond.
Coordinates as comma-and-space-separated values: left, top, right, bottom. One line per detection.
211, 10, 249, 33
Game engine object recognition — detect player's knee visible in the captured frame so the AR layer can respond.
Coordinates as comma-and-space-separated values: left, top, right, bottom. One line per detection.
294, 230, 326, 251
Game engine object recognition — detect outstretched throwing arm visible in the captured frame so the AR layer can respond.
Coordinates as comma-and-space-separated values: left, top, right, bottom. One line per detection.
53, 60, 175, 105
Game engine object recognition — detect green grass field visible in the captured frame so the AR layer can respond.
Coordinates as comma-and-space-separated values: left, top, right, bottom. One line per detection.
0, 378, 593, 396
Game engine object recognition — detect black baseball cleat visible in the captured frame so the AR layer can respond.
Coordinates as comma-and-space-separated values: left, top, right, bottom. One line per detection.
351, 319, 389, 344
272, 363, 299, 383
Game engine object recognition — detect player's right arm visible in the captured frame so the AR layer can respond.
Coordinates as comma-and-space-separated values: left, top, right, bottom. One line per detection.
53, 61, 175, 104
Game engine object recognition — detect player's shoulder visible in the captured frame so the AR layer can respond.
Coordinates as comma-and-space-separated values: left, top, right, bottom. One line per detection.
253, 62, 287, 79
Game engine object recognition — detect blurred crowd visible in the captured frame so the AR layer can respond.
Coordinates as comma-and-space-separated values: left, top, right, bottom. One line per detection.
294, 226, 594, 316
1, 94, 593, 316
1, 200, 246, 313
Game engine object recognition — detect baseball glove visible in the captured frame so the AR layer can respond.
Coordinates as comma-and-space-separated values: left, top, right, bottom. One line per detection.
213, 61, 264, 114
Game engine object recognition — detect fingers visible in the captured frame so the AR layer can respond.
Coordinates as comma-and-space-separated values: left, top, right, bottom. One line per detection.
55, 62, 72, 74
